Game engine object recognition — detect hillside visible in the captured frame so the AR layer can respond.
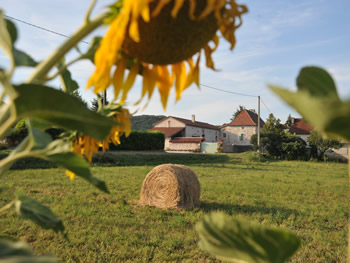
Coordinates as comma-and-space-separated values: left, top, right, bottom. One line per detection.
130, 115, 166, 131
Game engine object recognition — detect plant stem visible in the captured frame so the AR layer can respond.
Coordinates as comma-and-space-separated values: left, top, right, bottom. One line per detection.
26, 12, 107, 84
85, 0, 97, 23
45, 56, 83, 82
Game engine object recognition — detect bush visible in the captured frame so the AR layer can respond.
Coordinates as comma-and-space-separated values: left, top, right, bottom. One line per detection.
109, 131, 165, 151
251, 131, 307, 160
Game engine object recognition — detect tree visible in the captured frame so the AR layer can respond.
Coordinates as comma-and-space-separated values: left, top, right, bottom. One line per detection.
230, 105, 245, 121
90, 96, 109, 112
72, 90, 88, 107
285, 114, 293, 128
307, 130, 343, 160
261, 113, 284, 133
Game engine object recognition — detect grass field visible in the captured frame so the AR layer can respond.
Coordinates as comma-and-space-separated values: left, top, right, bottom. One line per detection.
0, 152, 349, 262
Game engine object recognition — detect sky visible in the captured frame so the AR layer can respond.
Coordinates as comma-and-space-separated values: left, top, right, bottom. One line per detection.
1, 0, 349, 126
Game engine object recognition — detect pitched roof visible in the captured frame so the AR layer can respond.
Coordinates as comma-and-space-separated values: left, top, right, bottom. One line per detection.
228, 110, 265, 127
170, 137, 205, 143
153, 116, 219, 130
150, 127, 184, 137
289, 118, 313, 135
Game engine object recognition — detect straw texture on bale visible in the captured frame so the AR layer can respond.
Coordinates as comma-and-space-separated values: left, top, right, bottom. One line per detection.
139, 164, 200, 210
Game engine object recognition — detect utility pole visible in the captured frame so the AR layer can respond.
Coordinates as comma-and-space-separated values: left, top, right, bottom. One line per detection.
257, 95, 260, 151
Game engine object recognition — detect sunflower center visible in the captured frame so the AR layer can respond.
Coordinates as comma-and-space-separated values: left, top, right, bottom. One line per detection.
122, 0, 219, 65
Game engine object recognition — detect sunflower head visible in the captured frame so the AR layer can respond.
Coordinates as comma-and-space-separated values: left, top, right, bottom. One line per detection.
88, 0, 248, 109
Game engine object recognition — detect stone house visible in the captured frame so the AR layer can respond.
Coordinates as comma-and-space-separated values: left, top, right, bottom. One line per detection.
220, 109, 264, 152
288, 118, 313, 143
151, 115, 220, 151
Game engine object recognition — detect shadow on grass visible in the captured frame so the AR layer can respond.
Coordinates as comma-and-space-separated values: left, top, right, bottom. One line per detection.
199, 201, 299, 218
1, 151, 233, 170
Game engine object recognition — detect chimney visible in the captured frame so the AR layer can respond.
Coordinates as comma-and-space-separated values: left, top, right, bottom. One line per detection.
192, 114, 195, 123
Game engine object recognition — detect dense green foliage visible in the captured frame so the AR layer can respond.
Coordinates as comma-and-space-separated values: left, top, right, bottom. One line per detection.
307, 130, 342, 160
130, 115, 166, 131
109, 131, 165, 151
0, 152, 348, 262
251, 131, 307, 160
261, 113, 284, 133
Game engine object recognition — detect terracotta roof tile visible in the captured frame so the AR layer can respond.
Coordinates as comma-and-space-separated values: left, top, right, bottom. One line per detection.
228, 110, 265, 127
170, 137, 205, 143
150, 127, 184, 137
289, 118, 313, 135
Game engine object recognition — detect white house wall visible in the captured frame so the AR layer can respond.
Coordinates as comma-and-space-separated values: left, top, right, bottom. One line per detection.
221, 126, 257, 147
185, 126, 219, 142
154, 117, 185, 128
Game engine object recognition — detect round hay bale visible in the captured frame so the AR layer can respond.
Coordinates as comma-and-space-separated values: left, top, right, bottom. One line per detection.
139, 164, 200, 210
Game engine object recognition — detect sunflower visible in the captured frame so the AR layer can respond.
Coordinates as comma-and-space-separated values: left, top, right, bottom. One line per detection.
66, 109, 132, 180
87, 0, 247, 109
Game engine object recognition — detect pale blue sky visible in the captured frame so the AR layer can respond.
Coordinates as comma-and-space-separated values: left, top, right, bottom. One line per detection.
1, 0, 349, 125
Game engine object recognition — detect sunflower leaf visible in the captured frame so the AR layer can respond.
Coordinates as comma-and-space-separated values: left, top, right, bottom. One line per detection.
13, 84, 114, 140
13, 48, 38, 67
296, 66, 338, 98
15, 195, 65, 234
48, 152, 110, 194
196, 212, 300, 263
0, 10, 13, 62
57, 60, 79, 94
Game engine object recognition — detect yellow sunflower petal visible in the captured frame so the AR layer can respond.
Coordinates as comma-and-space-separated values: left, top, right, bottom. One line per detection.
112, 57, 127, 100
65, 170, 76, 181
120, 62, 139, 104
156, 65, 173, 110
172, 61, 187, 101
171, 0, 185, 18
152, 0, 171, 17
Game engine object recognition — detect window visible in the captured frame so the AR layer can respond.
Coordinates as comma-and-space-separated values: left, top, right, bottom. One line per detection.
240, 133, 245, 141
223, 133, 226, 138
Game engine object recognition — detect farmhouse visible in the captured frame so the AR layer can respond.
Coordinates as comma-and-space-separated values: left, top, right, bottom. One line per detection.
288, 118, 313, 143
220, 109, 265, 152
151, 115, 220, 151
151, 111, 265, 152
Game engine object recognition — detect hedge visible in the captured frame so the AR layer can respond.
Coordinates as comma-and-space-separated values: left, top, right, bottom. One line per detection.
109, 131, 165, 151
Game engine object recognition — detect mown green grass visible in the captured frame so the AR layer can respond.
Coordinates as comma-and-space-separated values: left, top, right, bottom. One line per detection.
0, 152, 349, 262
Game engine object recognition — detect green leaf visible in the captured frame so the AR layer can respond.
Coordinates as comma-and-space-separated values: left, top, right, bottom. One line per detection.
27, 125, 52, 150
0, 239, 58, 262
48, 152, 109, 193
5, 18, 17, 44
0, 63, 18, 100
57, 60, 79, 94
15, 195, 64, 234
196, 212, 300, 263
269, 86, 350, 142
0, 10, 13, 61
80, 36, 101, 63
296, 67, 339, 98
13, 84, 115, 140
13, 49, 38, 67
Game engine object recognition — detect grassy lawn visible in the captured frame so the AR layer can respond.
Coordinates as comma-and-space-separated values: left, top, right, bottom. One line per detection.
0, 152, 348, 262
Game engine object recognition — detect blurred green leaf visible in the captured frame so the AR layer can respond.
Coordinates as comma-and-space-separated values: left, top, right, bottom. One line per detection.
0, 10, 13, 61
48, 152, 109, 193
57, 60, 79, 94
80, 36, 101, 63
196, 212, 300, 263
13, 84, 115, 140
15, 195, 64, 234
5, 18, 17, 44
0, 239, 58, 262
26, 122, 52, 150
296, 66, 338, 98
0, 63, 18, 99
270, 86, 350, 142
13, 49, 38, 67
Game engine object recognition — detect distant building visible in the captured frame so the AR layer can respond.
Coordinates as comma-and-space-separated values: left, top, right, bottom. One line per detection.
220, 109, 265, 152
288, 118, 313, 143
151, 115, 219, 151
